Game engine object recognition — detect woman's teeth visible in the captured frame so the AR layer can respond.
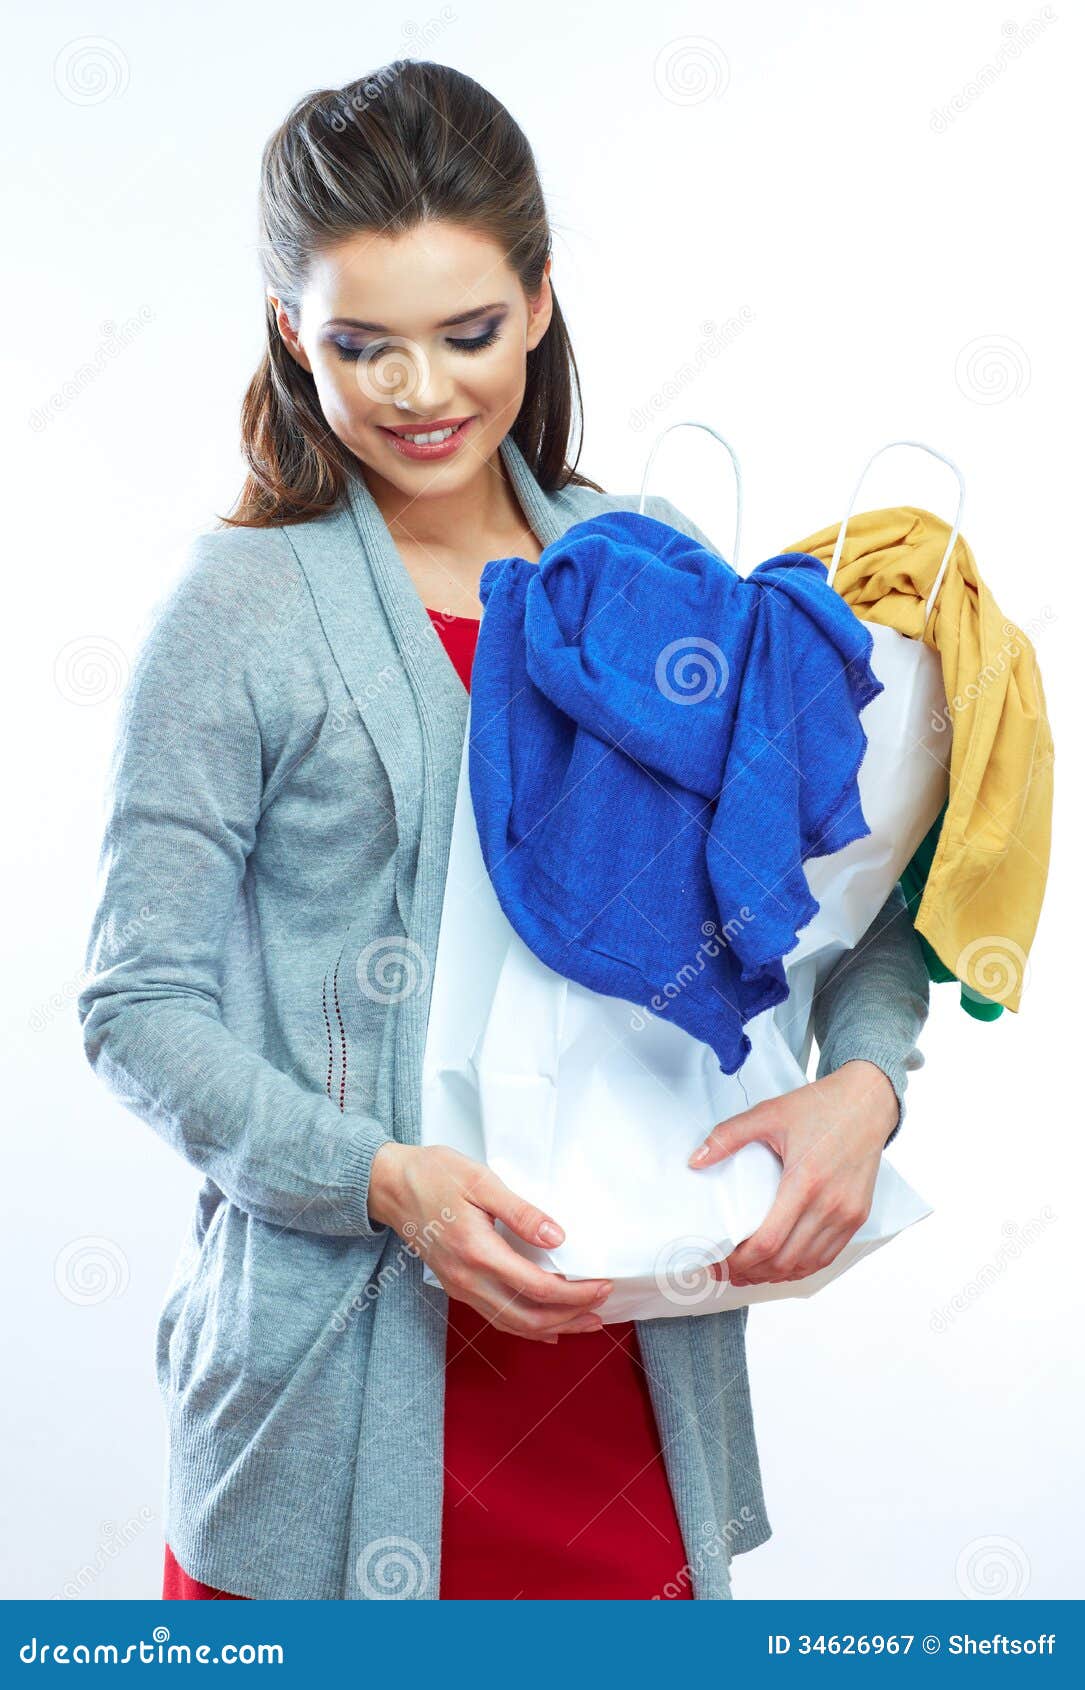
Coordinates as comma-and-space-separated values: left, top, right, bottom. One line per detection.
398, 424, 459, 444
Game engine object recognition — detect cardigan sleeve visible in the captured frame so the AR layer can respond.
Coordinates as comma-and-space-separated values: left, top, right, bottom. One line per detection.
76, 537, 396, 1239
810, 882, 930, 1144
645, 494, 930, 1143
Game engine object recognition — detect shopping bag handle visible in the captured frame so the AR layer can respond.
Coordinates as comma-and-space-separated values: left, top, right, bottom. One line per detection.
827, 440, 967, 634
637, 419, 744, 571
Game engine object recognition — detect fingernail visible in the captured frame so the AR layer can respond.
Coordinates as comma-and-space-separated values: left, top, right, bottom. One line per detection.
688, 1145, 710, 1166
537, 1221, 563, 1244
591, 1283, 613, 1304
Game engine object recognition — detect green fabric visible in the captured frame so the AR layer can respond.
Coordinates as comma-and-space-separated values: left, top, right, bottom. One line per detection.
960, 984, 1006, 1021
898, 798, 1004, 1021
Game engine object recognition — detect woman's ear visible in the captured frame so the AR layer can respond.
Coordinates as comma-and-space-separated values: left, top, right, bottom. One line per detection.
525, 258, 554, 353
267, 290, 312, 373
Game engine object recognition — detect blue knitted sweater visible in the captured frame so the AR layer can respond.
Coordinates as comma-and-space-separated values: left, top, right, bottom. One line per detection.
469, 510, 883, 1074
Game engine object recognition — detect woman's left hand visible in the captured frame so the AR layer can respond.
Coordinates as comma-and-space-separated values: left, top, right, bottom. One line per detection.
687, 1060, 899, 1287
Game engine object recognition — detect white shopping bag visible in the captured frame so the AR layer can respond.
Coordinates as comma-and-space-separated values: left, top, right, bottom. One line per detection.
420, 617, 949, 1323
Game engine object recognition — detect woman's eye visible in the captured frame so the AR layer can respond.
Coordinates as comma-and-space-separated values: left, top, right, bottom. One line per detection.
332, 324, 502, 363
333, 341, 382, 364
446, 326, 502, 354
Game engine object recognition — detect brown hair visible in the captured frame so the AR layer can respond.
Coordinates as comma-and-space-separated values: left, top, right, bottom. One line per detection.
220, 60, 604, 529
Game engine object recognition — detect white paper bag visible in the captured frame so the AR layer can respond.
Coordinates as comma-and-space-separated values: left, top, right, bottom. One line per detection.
420, 623, 948, 1321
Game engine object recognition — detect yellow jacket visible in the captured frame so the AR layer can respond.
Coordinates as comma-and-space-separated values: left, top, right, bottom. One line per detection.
787, 506, 1053, 1014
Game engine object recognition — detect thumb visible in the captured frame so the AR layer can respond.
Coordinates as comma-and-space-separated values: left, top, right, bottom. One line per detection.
470, 1166, 566, 1249
688, 1100, 778, 1169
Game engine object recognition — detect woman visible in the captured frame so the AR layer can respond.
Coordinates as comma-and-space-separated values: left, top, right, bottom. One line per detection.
77, 61, 929, 1602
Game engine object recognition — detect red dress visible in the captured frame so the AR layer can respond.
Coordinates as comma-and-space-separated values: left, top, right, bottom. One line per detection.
161, 606, 691, 1602
433, 608, 690, 1600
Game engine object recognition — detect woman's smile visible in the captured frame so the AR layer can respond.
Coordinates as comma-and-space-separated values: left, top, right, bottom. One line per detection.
376, 415, 479, 461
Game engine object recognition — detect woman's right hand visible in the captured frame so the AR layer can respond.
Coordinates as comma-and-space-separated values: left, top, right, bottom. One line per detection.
368, 1141, 613, 1343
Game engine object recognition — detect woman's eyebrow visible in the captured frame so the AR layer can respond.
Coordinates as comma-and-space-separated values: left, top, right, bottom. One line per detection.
324, 302, 508, 331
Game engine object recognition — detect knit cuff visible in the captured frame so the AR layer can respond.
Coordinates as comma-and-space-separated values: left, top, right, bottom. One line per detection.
340, 1118, 398, 1238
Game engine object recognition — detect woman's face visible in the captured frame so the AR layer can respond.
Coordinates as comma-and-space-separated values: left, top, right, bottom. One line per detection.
270, 220, 552, 501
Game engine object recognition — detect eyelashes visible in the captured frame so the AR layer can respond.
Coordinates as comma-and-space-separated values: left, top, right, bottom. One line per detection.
333, 324, 503, 364
448, 326, 501, 355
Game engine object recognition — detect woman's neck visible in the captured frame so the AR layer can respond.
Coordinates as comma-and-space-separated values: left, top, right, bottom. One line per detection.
361, 446, 516, 553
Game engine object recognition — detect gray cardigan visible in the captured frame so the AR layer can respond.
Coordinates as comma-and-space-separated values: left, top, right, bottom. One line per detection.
77, 432, 929, 1600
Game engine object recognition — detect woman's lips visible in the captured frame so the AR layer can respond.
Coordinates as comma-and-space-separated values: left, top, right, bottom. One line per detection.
377, 416, 478, 461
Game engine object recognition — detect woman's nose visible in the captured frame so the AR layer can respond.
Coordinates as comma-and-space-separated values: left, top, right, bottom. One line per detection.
401, 359, 457, 415
354, 337, 455, 416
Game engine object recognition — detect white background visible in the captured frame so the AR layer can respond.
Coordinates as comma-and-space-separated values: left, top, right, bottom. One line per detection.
3, 0, 1079, 1601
